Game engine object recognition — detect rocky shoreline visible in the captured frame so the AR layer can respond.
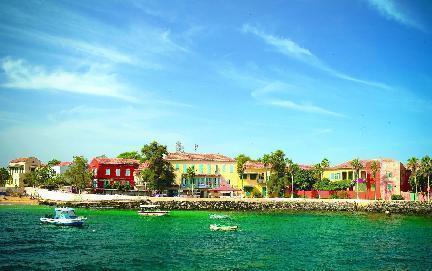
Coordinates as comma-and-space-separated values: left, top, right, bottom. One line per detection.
38, 198, 432, 215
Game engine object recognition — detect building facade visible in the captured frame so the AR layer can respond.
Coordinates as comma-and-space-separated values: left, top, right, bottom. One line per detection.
323, 158, 410, 199
242, 161, 269, 197
165, 152, 240, 197
7, 157, 42, 187
89, 158, 140, 189
51, 162, 72, 175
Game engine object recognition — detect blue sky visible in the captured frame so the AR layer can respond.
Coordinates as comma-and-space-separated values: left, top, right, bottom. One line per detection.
0, 0, 431, 166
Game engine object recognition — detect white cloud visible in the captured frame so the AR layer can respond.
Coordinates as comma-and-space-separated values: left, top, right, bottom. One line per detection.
267, 99, 344, 117
242, 24, 391, 90
366, 0, 423, 30
1, 58, 135, 101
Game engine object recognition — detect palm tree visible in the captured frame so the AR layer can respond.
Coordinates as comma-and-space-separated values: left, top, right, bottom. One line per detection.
350, 158, 364, 200
407, 157, 419, 201
370, 160, 379, 201
286, 159, 299, 199
320, 158, 330, 180
420, 156, 431, 202
236, 154, 251, 197
186, 166, 196, 197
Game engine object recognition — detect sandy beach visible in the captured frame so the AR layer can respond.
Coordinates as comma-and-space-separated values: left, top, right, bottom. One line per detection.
0, 196, 39, 205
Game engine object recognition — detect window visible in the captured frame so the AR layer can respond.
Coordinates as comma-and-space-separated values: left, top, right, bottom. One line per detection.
229, 164, 234, 173
125, 169, 130, 176
348, 171, 353, 180
331, 173, 335, 179
222, 164, 226, 172
116, 169, 121, 176
250, 174, 258, 180
106, 168, 110, 175
207, 164, 211, 174
175, 164, 179, 170
183, 164, 188, 173
215, 165, 219, 173
335, 173, 340, 180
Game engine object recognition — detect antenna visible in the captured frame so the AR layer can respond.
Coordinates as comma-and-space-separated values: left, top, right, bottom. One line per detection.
194, 144, 198, 152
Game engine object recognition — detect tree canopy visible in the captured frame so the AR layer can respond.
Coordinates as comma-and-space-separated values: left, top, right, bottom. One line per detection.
140, 141, 175, 191
117, 151, 142, 160
235, 154, 251, 177
262, 150, 288, 197
63, 156, 93, 192
0, 167, 10, 186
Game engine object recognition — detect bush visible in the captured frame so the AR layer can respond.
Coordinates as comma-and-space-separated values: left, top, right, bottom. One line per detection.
330, 193, 339, 199
391, 194, 404, 200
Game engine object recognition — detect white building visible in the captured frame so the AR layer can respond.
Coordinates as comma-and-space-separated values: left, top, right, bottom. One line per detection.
51, 162, 72, 175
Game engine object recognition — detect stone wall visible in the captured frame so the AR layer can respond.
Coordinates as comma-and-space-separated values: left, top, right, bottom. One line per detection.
38, 198, 432, 215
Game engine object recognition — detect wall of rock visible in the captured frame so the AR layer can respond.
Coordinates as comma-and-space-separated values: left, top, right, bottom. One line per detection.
38, 199, 432, 215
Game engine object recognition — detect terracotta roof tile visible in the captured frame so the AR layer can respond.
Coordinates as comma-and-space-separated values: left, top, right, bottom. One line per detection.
59, 162, 72, 166
92, 157, 140, 165
165, 152, 235, 162
9, 157, 30, 163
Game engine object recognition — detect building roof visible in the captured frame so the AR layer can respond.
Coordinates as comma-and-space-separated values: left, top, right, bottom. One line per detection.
92, 157, 140, 165
299, 164, 314, 170
9, 157, 40, 164
244, 161, 267, 169
59, 162, 72, 167
330, 159, 379, 170
165, 152, 235, 162
137, 162, 150, 170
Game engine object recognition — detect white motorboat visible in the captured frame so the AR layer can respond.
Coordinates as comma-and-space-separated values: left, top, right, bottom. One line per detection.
210, 224, 238, 231
40, 208, 87, 227
210, 214, 230, 219
138, 204, 169, 216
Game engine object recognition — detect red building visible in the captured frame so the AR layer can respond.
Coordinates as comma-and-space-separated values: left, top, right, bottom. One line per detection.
89, 158, 140, 189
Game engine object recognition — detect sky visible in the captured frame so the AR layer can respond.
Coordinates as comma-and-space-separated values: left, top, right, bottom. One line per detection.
0, 0, 431, 167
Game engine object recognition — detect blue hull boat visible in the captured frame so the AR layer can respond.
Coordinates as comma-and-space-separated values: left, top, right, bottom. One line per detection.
40, 208, 86, 227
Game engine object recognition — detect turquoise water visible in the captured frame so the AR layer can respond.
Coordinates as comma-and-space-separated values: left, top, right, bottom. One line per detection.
1, 205, 432, 270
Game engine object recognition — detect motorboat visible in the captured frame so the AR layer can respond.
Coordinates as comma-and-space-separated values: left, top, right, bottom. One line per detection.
210, 214, 230, 219
210, 224, 238, 231
138, 204, 169, 216
40, 207, 86, 227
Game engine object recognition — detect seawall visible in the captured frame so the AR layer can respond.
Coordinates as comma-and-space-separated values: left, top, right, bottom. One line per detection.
38, 198, 432, 215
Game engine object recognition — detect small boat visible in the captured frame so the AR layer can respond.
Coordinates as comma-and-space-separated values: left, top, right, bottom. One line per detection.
210, 224, 238, 231
210, 214, 230, 219
138, 204, 169, 216
40, 208, 86, 227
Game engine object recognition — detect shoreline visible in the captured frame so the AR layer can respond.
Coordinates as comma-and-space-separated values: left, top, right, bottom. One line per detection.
0, 196, 39, 205
36, 197, 432, 215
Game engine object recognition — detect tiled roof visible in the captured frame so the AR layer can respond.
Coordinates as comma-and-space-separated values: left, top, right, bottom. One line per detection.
299, 164, 313, 170
92, 157, 140, 165
10, 157, 30, 163
138, 162, 150, 170
244, 161, 267, 169
59, 162, 72, 166
165, 152, 235, 162
330, 159, 377, 169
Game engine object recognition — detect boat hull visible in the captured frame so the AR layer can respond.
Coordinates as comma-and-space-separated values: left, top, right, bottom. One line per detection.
138, 211, 169, 216
210, 224, 238, 231
40, 218, 85, 227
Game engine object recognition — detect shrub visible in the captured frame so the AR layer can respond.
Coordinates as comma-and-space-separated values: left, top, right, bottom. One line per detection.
391, 194, 404, 200
330, 193, 339, 199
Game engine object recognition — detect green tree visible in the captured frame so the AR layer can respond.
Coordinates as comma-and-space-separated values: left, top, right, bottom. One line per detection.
420, 155, 432, 202
350, 158, 364, 199
407, 157, 419, 201
262, 150, 288, 197
236, 154, 251, 194
140, 141, 175, 192
117, 151, 142, 160
186, 166, 196, 196
320, 158, 330, 180
370, 160, 379, 200
47, 159, 61, 166
23, 166, 56, 188
294, 169, 316, 192
0, 167, 10, 187
286, 159, 299, 198
313, 163, 323, 181
64, 156, 93, 193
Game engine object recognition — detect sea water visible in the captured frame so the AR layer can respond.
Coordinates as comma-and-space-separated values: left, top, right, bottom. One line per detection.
1, 205, 431, 270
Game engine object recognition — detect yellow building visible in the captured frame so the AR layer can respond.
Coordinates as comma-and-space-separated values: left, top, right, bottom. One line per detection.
241, 161, 269, 197
7, 157, 42, 187
165, 152, 241, 197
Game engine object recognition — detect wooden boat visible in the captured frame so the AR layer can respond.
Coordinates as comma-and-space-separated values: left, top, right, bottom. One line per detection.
138, 204, 169, 216
210, 224, 238, 231
40, 208, 86, 227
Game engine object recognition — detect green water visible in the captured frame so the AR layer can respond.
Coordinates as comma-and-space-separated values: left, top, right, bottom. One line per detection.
1, 205, 431, 270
